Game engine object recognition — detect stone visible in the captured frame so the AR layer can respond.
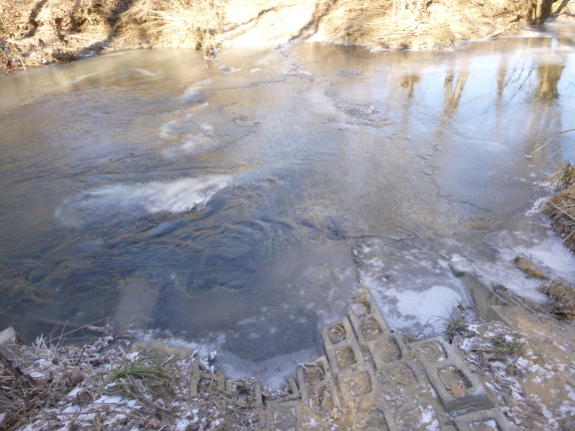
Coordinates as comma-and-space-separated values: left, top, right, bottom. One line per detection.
513, 256, 548, 279
0, 327, 23, 363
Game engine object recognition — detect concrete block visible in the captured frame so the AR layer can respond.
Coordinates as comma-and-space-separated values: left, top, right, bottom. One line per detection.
337, 362, 377, 402
267, 377, 300, 405
415, 338, 493, 412
322, 316, 364, 374
0, 327, 23, 363
298, 355, 342, 412
225, 379, 263, 406
267, 399, 301, 431
377, 359, 427, 387
454, 408, 511, 431
368, 333, 409, 371
347, 288, 391, 337
410, 336, 450, 363
347, 288, 408, 370
189, 362, 225, 397
337, 362, 398, 430
461, 273, 509, 322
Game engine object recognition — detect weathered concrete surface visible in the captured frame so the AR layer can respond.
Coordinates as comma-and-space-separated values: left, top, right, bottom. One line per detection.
0, 327, 23, 363
189, 285, 512, 430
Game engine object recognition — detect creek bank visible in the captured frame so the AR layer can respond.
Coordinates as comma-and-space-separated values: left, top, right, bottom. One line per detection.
545, 182, 575, 254
1, 0, 575, 73
2, 253, 575, 430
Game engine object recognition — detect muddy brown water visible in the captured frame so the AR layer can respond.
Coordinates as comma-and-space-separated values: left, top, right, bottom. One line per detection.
1, 33, 575, 384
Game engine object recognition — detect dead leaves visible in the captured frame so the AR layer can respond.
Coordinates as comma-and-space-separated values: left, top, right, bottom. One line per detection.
447, 383, 467, 398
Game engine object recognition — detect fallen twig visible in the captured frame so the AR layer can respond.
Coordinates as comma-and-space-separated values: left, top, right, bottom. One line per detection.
48, 317, 110, 344
527, 128, 575, 158
483, 26, 509, 40
550, 202, 575, 223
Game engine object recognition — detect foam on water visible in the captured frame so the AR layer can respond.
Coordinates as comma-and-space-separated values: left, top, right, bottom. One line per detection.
158, 113, 219, 156
56, 175, 230, 228
88, 176, 230, 213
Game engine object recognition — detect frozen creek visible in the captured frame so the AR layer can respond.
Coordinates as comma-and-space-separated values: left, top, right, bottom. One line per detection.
1, 31, 575, 387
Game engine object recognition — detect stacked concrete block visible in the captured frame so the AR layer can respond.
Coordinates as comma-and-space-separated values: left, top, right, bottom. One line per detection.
267, 377, 300, 405
376, 359, 433, 428
298, 355, 342, 413
411, 337, 493, 413
189, 361, 226, 397
322, 316, 364, 375
454, 409, 511, 431
224, 379, 266, 427
225, 379, 263, 407
346, 288, 410, 371
338, 362, 397, 431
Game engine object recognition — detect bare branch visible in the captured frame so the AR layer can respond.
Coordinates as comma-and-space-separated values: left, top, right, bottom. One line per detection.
527, 128, 575, 158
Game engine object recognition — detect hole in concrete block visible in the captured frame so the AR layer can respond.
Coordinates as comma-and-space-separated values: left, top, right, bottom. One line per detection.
327, 323, 347, 344
336, 346, 356, 369
469, 419, 500, 431
303, 361, 326, 385
310, 385, 334, 412
360, 316, 384, 341
438, 365, 472, 393
374, 336, 401, 363
230, 381, 257, 406
415, 341, 446, 362
350, 297, 371, 318
341, 371, 372, 396
198, 377, 217, 390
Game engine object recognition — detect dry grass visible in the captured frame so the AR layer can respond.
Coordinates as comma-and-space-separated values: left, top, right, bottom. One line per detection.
321, 0, 393, 45
120, 0, 225, 58
543, 163, 575, 190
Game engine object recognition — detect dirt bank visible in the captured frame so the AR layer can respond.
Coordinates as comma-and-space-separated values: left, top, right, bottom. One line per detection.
1, 0, 574, 72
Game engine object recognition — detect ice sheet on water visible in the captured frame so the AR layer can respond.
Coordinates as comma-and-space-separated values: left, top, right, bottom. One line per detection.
462, 224, 575, 303
385, 285, 465, 330
129, 68, 160, 77
215, 348, 317, 391
56, 175, 230, 228
134, 329, 227, 365
353, 237, 473, 335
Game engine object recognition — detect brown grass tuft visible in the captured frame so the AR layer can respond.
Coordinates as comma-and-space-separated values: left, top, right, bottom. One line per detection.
120, 0, 225, 58
321, 0, 393, 45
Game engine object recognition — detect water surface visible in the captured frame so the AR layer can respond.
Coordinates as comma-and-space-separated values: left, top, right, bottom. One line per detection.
1, 33, 575, 384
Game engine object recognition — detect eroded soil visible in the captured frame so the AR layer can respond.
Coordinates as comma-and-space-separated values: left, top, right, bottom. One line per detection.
1, 0, 574, 72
